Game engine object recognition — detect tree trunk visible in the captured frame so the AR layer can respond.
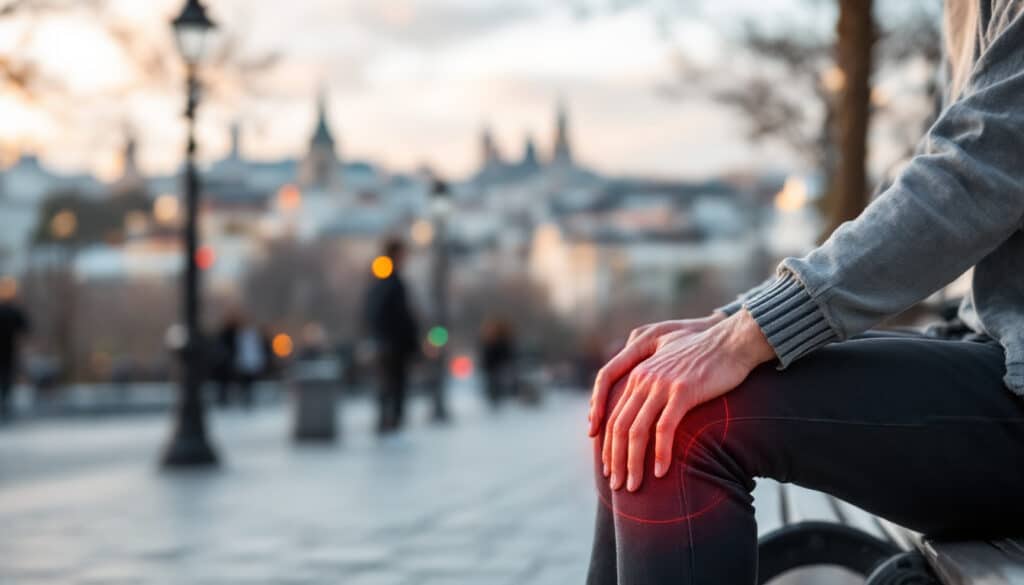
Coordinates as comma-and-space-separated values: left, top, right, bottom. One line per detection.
824, 0, 875, 241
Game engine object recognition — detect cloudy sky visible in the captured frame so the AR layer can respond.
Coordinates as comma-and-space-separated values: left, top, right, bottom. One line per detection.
0, 0, 826, 182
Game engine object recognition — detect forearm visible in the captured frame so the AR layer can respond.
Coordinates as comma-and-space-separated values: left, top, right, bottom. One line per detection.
746, 16, 1024, 366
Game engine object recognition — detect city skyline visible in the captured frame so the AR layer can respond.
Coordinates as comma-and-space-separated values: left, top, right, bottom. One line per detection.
0, 0, 811, 184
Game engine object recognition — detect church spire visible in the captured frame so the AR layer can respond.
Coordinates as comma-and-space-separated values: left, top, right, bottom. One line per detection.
551, 98, 573, 167
311, 87, 336, 150
115, 125, 143, 192
521, 132, 539, 169
228, 119, 242, 161
300, 85, 341, 190
480, 124, 502, 168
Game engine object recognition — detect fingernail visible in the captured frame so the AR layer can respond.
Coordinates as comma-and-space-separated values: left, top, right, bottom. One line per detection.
627, 475, 637, 492
655, 462, 665, 477
603, 463, 609, 477
610, 473, 619, 489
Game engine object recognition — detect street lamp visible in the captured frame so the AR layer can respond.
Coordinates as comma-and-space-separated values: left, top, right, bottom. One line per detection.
429, 178, 452, 423
161, 0, 219, 468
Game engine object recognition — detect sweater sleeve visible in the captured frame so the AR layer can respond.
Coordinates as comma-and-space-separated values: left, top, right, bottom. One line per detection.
713, 277, 775, 316
745, 9, 1024, 367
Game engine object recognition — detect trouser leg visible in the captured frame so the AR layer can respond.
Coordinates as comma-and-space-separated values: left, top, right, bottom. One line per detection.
587, 334, 1024, 585
0, 367, 11, 418
238, 373, 254, 408
392, 358, 407, 429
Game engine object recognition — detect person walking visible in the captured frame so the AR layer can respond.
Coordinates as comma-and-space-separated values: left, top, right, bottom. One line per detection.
479, 317, 515, 409
233, 322, 268, 408
214, 311, 241, 407
0, 281, 30, 420
586, 2, 1024, 583
365, 239, 419, 434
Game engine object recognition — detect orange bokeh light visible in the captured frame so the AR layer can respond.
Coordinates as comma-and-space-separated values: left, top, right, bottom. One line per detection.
450, 355, 473, 379
371, 255, 394, 279
195, 246, 216, 270
272, 333, 294, 358
278, 184, 302, 211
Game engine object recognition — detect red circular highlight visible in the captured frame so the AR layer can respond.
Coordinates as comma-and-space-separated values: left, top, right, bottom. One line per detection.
596, 396, 731, 525
195, 246, 215, 270
450, 355, 473, 379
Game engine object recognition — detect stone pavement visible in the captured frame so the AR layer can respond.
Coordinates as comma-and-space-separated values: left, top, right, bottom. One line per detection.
0, 385, 599, 585
0, 383, 851, 585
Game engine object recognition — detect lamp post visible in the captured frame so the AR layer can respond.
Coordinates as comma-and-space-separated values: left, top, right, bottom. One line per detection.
429, 178, 451, 423
161, 0, 219, 468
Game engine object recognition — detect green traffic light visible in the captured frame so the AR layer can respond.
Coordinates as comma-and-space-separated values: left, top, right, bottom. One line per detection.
427, 326, 449, 347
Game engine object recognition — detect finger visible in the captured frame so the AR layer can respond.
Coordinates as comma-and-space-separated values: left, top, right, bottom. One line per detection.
626, 324, 652, 345
601, 382, 633, 476
626, 389, 670, 492
590, 341, 654, 436
609, 388, 647, 491
653, 392, 690, 479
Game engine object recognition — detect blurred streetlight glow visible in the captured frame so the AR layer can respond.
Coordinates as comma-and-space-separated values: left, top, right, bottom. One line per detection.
372, 255, 394, 279
195, 245, 216, 270
0, 276, 17, 300
272, 333, 293, 358
277, 184, 302, 211
821, 65, 846, 94
50, 209, 77, 240
870, 86, 890, 108
427, 325, 449, 347
154, 194, 180, 224
775, 176, 809, 212
410, 219, 434, 247
165, 323, 188, 351
450, 355, 473, 379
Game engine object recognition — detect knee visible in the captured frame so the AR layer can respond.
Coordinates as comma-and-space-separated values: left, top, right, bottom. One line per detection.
596, 365, 791, 486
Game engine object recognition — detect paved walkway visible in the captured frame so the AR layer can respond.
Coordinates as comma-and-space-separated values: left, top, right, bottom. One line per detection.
0, 383, 855, 585
0, 385, 597, 585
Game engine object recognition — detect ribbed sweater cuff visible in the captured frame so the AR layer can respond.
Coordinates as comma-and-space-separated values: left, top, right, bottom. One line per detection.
714, 299, 745, 316
743, 274, 839, 368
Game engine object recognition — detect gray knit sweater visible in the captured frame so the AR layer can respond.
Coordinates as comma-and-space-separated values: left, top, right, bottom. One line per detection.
720, 0, 1024, 395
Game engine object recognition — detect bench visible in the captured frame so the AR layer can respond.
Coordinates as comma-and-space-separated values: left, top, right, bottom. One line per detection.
755, 480, 1024, 584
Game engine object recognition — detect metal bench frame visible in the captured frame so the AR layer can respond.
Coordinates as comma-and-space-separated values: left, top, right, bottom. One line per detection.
756, 482, 1022, 584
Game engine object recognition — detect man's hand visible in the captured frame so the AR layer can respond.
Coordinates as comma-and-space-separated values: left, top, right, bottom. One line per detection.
588, 312, 727, 437
598, 309, 774, 492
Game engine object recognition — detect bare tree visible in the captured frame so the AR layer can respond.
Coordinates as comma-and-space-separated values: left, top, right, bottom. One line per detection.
828, 0, 874, 236
663, 1, 941, 239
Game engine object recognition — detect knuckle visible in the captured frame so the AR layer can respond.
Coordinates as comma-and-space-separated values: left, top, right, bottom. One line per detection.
627, 426, 645, 441
612, 422, 629, 437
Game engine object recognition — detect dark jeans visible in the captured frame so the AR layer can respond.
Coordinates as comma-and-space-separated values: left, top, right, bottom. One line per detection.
587, 331, 1024, 585
216, 371, 255, 407
0, 365, 11, 418
377, 351, 408, 432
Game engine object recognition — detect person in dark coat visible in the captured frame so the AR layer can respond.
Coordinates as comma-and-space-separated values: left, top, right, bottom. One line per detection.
214, 311, 241, 407
0, 280, 30, 419
480, 317, 515, 408
364, 239, 419, 434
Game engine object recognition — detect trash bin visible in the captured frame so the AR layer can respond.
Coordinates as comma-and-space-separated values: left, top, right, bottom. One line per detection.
291, 357, 342, 442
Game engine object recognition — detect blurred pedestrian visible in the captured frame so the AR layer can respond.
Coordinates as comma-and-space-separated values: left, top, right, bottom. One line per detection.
214, 311, 240, 406
297, 322, 328, 361
234, 322, 268, 408
0, 279, 30, 419
214, 310, 268, 408
479, 317, 515, 408
364, 238, 419, 434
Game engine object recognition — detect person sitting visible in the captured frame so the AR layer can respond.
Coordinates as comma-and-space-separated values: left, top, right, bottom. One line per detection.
586, 2, 1024, 583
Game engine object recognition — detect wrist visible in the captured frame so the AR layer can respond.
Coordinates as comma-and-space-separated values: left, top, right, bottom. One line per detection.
708, 310, 729, 324
721, 308, 775, 367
